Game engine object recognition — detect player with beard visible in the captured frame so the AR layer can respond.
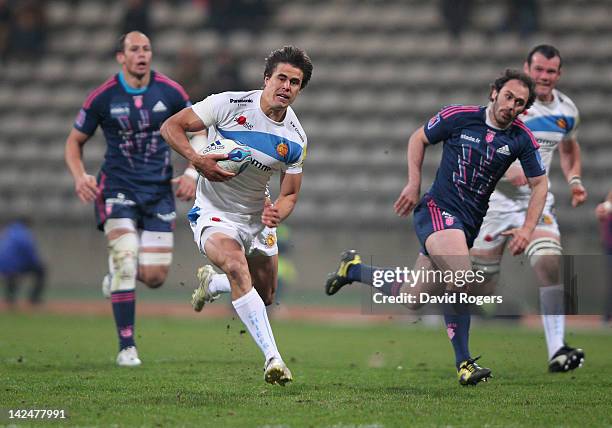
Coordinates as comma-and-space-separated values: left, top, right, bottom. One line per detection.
325, 69, 548, 385
471, 45, 586, 373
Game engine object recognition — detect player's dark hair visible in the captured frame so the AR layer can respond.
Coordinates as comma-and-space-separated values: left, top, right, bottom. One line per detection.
264, 46, 313, 89
490, 69, 536, 111
526, 44, 562, 68
116, 33, 128, 54
115, 32, 150, 54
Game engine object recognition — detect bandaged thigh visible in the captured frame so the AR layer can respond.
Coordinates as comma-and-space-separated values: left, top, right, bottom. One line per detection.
139, 231, 173, 266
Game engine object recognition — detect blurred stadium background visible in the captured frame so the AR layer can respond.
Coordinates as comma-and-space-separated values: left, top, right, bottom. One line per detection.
0, 0, 610, 310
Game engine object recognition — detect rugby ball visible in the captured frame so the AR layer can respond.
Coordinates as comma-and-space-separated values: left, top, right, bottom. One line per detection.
201, 139, 252, 175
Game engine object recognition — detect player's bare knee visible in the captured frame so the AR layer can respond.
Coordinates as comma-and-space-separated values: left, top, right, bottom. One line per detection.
139, 267, 168, 288
532, 255, 561, 285
224, 258, 250, 285
526, 238, 562, 285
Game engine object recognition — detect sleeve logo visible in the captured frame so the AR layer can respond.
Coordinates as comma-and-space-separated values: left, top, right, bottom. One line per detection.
427, 113, 441, 130
276, 142, 289, 158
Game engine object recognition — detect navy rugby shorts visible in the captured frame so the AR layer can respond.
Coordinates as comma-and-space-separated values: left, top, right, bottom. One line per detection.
412, 194, 477, 255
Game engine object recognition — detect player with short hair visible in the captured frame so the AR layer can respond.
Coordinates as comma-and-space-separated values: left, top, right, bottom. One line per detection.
65, 31, 196, 367
471, 45, 586, 373
326, 69, 548, 385
161, 46, 312, 385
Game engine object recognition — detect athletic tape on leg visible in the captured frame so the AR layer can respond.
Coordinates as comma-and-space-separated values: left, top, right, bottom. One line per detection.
109, 232, 139, 292
470, 256, 501, 275
526, 238, 563, 268
139, 251, 173, 266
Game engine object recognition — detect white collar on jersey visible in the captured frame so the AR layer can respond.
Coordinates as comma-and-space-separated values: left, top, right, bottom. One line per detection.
535, 89, 557, 106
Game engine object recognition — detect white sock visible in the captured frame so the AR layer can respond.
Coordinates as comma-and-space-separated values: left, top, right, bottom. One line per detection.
232, 287, 280, 362
209, 274, 231, 295
540, 285, 565, 359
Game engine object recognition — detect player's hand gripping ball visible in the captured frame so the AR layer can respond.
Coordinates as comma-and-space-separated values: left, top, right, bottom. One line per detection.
201, 139, 252, 175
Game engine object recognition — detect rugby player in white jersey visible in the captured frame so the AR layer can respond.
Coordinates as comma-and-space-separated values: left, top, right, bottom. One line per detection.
161, 46, 312, 385
471, 45, 587, 372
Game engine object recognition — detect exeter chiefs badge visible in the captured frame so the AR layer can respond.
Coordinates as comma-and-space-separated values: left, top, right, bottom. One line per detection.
264, 232, 276, 248
276, 142, 289, 158
556, 118, 568, 130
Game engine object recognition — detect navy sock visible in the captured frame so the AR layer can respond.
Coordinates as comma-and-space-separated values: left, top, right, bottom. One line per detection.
346, 263, 365, 283
111, 290, 136, 351
347, 264, 402, 296
443, 301, 471, 369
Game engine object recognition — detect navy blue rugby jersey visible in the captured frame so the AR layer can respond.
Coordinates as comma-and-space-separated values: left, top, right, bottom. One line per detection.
74, 71, 191, 194
423, 105, 546, 229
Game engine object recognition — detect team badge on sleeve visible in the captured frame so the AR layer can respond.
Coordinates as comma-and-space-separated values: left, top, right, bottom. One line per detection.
75, 109, 87, 127
276, 142, 289, 158
556, 118, 568, 130
427, 113, 441, 130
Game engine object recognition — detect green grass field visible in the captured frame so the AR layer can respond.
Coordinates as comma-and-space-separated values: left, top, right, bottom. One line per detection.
1, 311, 611, 427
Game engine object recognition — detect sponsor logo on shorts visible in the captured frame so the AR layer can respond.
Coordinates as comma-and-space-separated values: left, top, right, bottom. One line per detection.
106, 193, 136, 208
264, 232, 276, 248
156, 212, 177, 222
276, 142, 289, 158
211, 217, 222, 222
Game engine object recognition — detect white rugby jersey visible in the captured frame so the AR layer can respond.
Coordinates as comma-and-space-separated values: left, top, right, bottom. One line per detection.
191, 90, 307, 214
494, 88, 579, 200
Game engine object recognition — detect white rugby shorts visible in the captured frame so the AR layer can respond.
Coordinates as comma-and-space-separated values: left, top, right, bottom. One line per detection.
473, 191, 559, 250
190, 207, 278, 257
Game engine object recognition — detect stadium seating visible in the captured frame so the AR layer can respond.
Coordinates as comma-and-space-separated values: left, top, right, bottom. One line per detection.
0, 0, 610, 236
